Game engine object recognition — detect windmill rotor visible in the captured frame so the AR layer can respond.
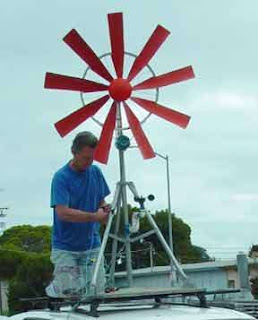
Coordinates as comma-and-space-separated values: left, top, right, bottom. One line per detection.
80, 51, 160, 129
44, 11, 195, 164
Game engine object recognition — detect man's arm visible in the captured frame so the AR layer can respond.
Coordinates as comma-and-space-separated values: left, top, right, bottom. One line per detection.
56, 205, 109, 223
99, 199, 111, 212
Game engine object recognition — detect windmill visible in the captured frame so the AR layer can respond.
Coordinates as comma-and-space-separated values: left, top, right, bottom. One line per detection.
44, 12, 195, 291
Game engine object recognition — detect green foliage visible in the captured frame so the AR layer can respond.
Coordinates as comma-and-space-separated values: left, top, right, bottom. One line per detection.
0, 249, 24, 280
104, 207, 211, 270
0, 225, 51, 253
8, 253, 52, 312
0, 225, 52, 312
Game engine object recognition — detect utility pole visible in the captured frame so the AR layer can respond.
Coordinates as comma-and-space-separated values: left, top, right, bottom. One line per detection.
154, 153, 177, 285
0, 208, 8, 236
0, 207, 8, 314
154, 153, 173, 253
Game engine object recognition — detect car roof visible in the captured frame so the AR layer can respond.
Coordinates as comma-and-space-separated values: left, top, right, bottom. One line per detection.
8, 304, 255, 320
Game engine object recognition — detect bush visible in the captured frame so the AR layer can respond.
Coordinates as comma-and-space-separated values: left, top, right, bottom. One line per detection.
8, 253, 52, 312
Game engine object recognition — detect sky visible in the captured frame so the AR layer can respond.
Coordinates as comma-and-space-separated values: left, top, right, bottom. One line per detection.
0, 0, 258, 260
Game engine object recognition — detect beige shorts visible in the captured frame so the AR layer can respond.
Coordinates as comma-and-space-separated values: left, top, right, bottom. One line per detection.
45, 247, 105, 298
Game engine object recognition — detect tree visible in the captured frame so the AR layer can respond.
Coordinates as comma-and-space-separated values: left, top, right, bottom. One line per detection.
0, 225, 52, 313
249, 245, 258, 258
104, 207, 211, 270
8, 253, 52, 312
0, 225, 51, 253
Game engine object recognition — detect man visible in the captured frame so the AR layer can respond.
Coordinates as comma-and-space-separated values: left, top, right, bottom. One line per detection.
46, 131, 111, 298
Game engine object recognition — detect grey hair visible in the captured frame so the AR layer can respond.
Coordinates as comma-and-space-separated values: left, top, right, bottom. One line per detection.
71, 131, 98, 154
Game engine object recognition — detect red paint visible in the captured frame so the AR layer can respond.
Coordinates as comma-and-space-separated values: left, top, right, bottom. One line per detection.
124, 102, 155, 159
108, 13, 124, 78
133, 66, 195, 90
94, 103, 117, 164
131, 97, 191, 129
127, 25, 170, 81
55, 95, 110, 137
45, 72, 108, 93
63, 29, 113, 82
109, 78, 132, 101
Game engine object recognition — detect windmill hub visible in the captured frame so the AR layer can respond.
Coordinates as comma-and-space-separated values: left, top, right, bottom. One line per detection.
109, 78, 132, 101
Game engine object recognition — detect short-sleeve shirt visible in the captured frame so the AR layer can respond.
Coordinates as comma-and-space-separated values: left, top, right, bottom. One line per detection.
51, 163, 110, 251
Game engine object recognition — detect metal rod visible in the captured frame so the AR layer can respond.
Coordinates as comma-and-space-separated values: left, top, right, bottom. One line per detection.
127, 181, 140, 198
165, 155, 177, 284
130, 230, 156, 243
145, 210, 187, 280
109, 233, 125, 243
109, 191, 122, 286
116, 103, 133, 287
154, 154, 174, 253
92, 182, 123, 289
155, 153, 176, 283
91, 213, 115, 290
166, 155, 174, 254
150, 242, 154, 271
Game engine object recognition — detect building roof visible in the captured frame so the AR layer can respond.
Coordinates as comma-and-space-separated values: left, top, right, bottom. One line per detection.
115, 257, 258, 278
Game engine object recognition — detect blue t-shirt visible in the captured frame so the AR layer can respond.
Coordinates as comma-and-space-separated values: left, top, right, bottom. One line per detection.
51, 163, 110, 251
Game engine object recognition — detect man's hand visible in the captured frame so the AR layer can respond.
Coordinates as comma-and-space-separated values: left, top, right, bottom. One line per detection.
95, 208, 110, 224
101, 204, 112, 213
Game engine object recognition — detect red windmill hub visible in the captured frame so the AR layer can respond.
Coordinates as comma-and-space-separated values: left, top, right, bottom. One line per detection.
109, 78, 132, 101
44, 12, 195, 164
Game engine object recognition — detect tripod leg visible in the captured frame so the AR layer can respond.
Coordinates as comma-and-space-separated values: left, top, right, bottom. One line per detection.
121, 181, 133, 287
109, 195, 122, 286
127, 181, 140, 198
145, 210, 188, 281
91, 213, 115, 293
91, 183, 122, 293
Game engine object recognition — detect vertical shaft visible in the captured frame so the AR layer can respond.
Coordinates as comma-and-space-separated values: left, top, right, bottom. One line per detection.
166, 155, 177, 284
166, 155, 173, 252
109, 194, 121, 286
116, 103, 133, 287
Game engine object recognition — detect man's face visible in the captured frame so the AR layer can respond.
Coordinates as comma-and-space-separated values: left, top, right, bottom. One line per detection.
73, 146, 95, 171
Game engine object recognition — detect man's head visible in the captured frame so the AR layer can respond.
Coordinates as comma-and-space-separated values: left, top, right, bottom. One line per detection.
71, 131, 98, 171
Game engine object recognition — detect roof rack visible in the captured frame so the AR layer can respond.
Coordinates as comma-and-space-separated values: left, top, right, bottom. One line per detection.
20, 287, 241, 317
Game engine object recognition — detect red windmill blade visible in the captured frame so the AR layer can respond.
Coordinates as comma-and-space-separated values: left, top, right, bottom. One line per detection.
131, 97, 191, 129
45, 12, 194, 164
45, 73, 109, 93
108, 12, 124, 78
55, 95, 109, 137
127, 25, 170, 81
123, 102, 155, 159
133, 66, 195, 90
63, 29, 113, 83
94, 102, 117, 164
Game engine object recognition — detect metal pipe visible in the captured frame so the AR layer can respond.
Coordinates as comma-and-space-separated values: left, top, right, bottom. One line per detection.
91, 213, 115, 290
109, 194, 122, 286
150, 242, 154, 271
166, 155, 174, 253
154, 153, 173, 252
117, 103, 133, 287
145, 210, 187, 280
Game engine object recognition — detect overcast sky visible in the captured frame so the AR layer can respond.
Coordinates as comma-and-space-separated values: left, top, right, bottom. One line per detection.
0, 0, 257, 259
